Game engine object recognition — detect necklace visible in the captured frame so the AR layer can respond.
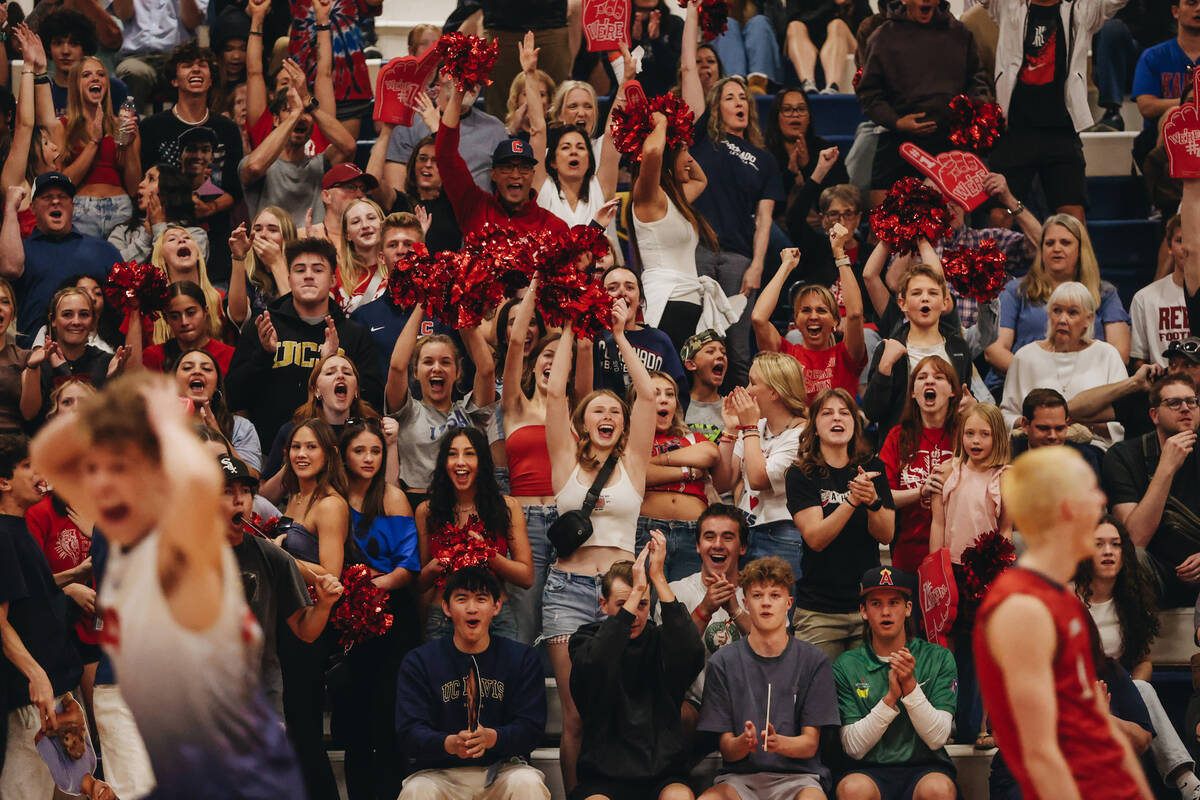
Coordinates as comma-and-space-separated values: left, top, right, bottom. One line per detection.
172, 105, 210, 126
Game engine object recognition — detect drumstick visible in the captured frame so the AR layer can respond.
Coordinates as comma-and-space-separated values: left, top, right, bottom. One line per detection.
764, 683, 772, 751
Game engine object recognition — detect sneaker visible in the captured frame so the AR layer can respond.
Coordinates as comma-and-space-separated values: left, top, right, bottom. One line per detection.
819, 83, 841, 94
801, 78, 819, 94
747, 73, 769, 96
1086, 107, 1125, 132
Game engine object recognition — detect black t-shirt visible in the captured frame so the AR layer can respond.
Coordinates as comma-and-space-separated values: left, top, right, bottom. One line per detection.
1008, 2, 1073, 129
233, 534, 312, 714
138, 111, 245, 283
0, 514, 83, 711
479, 0, 566, 30
1102, 432, 1200, 568
785, 457, 895, 613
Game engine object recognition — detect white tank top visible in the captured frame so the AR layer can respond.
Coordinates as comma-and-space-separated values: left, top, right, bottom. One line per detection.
555, 461, 642, 553
99, 531, 297, 795
634, 199, 702, 326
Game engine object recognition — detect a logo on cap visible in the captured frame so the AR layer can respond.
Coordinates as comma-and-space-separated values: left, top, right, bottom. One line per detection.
512, 140, 525, 153
219, 455, 236, 475
879, 568, 893, 586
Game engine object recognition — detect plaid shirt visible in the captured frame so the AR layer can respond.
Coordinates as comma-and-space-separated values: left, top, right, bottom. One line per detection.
888, 225, 1034, 329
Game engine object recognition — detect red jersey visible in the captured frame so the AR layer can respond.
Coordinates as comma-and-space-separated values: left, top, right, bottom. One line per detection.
974, 567, 1142, 800
779, 339, 866, 403
648, 431, 709, 503
878, 424, 954, 572
26, 495, 99, 644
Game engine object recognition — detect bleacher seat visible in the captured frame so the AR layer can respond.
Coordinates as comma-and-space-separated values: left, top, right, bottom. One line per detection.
1088, 218, 1160, 308
1087, 175, 1152, 221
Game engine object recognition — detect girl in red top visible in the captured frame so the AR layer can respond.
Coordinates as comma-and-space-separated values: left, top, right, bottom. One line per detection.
151, 227, 230, 338
334, 198, 388, 314
878, 355, 963, 573
635, 370, 718, 581
59, 55, 141, 239
751, 226, 868, 403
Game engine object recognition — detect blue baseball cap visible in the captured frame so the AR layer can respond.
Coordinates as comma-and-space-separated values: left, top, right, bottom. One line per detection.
491, 137, 538, 166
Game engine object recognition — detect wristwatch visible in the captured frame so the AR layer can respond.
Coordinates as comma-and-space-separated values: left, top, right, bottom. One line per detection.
304, 98, 320, 114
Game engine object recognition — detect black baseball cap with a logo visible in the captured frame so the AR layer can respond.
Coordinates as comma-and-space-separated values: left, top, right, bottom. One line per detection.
859, 566, 913, 597
218, 453, 258, 489
491, 137, 538, 166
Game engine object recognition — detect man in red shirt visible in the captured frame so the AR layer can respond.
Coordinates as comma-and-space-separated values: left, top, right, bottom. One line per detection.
973, 447, 1152, 800
435, 84, 568, 238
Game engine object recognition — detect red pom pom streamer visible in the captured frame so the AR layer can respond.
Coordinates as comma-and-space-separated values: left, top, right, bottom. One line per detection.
104, 261, 169, 315
314, 564, 394, 650
677, 0, 729, 40
432, 516, 497, 588
533, 225, 615, 340
942, 238, 1009, 304
609, 93, 695, 162
947, 94, 1005, 154
435, 33, 499, 92
960, 530, 1016, 604
852, 66, 863, 90
241, 513, 279, 540
869, 177, 952, 254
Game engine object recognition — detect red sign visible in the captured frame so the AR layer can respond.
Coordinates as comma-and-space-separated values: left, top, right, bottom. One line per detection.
624, 79, 648, 113
583, 0, 631, 52
900, 143, 990, 212
917, 548, 958, 647
1164, 67, 1200, 179
374, 46, 440, 127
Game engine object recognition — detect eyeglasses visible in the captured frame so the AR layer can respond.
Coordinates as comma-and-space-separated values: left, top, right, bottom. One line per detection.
494, 162, 534, 175
823, 210, 859, 221
346, 416, 384, 429
1160, 396, 1200, 410
779, 105, 810, 117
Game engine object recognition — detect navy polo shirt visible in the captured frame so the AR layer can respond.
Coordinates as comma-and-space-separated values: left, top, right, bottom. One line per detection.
16, 228, 120, 336
349, 296, 456, 379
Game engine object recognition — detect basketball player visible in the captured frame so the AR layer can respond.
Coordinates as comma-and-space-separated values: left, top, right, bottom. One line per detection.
30, 374, 304, 799
973, 447, 1152, 800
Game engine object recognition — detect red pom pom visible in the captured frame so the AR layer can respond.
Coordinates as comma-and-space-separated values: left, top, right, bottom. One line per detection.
534, 226, 615, 340
947, 94, 1005, 154
432, 516, 498, 588
869, 178, 952, 254
435, 33, 499, 92
317, 564, 394, 649
609, 93, 695, 162
104, 261, 169, 315
677, 0, 728, 40
942, 238, 1009, 304
852, 66, 863, 90
387, 241, 439, 309
960, 530, 1016, 604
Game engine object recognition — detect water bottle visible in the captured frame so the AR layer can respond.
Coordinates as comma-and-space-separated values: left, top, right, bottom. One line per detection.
115, 97, 137, 147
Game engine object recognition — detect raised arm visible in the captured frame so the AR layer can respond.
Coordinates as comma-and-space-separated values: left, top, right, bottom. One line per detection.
680, 1, 705, 118
612, 300, 656, 487
22, 27, 62, 145
366, 122, 397, 210
240, 87, 303, 186
246, 0, 270, 130
832, 225, 866, 364
461, 324, 497, 407
751, 247, 798, 353
519, 32, 548, 192
1, 60, 36, 191
596, 44, 635, 201
385, 304, 425, 411
0, 187, 26, 279
546, 322, 578, 492
502, 282, 539, 419
862, 241, 892, 319
631, 113, 669, 216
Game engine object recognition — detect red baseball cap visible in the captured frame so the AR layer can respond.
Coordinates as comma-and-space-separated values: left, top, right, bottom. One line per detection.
321, 163, 379, 191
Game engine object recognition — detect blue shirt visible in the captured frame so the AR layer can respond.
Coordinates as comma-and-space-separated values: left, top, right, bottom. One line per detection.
1132, 39, 1196, 129
349, 296, 455, 379
16, 229, 121, 336
593, 326, 688, 400
997, 277, 1130, 354
690, 112, 785, 257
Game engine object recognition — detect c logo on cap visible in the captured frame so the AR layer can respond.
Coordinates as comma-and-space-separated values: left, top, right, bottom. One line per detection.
512, 141, 525, 153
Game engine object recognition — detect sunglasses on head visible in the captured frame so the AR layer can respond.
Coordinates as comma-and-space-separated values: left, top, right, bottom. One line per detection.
1165, 340, 1200, 356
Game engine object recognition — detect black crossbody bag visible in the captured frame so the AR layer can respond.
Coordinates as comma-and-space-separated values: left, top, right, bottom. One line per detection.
547, 455, 618, 559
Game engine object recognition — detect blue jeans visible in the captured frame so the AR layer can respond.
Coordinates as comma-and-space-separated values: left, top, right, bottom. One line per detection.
508, 504, 557, 645
635, 516, 702, 582
72, 194, 134, 240
713, 16, 783, 82
1093, 18, 1139, 108
541, 567, 606, 641
745, 520, 805, 582
425, 596, 519, 641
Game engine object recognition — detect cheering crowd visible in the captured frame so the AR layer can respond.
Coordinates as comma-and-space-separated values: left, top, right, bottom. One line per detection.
3, 0, 1200, 798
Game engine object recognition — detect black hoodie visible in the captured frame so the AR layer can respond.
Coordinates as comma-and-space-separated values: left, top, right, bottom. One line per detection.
226, 294, 383, 445
856, 0, 992, 131
568, 601, 704, 784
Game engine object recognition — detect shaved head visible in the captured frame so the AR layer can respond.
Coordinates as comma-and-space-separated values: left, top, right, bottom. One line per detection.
1003, 448, 1104, 555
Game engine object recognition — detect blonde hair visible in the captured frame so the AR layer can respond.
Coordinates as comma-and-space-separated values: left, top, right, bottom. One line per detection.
550, 80, 599, 137
1002, 446, 1093, 540
750, 352, 808, 419
64, 57, 116, 157
0, 278, 17, 344
738, 556, 794, 593
337, 198, 387, 294
150, 227, 223, 344
246, 206, 298, 298
1044, 281, 1096, 343
791, 284, 840, 343
956, 402, 1010, 469
506, 70, 556, 130
706, 76, 763, 147
1021, 214, 1102, 307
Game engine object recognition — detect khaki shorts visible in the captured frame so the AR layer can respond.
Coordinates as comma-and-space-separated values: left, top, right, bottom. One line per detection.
793, 607, 864, 662
714, 770, 825, 800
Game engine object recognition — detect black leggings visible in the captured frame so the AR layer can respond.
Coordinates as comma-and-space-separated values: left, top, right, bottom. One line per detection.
657, 301, 703, 356
279, 628, 339, 800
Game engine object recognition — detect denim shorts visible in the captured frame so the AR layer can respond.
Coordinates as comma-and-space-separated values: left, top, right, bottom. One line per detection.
72, 194, 134, 240
635, 517, 701, 582
745, 519, 805, 582
509, 504, 558, 645
540, 567, 605, 642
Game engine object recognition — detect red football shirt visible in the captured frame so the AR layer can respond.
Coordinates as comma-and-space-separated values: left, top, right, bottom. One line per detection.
779, 339, 866, 403
974, 567, 1142, 800
878, 424, 954, 572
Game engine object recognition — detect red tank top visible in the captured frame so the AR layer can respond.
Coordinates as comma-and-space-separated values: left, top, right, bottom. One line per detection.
973, 567, 1141, 800
648, 432, 708, 503
505, 424, 554, 497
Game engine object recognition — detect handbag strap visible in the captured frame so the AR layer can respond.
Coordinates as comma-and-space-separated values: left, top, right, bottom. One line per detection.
579, 455, 619, 518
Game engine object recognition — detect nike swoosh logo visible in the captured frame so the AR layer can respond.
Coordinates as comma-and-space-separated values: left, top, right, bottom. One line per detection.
370, 326, 385, 332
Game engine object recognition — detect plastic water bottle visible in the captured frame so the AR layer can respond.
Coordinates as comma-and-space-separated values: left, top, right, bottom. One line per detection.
115, 96, 137, 147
